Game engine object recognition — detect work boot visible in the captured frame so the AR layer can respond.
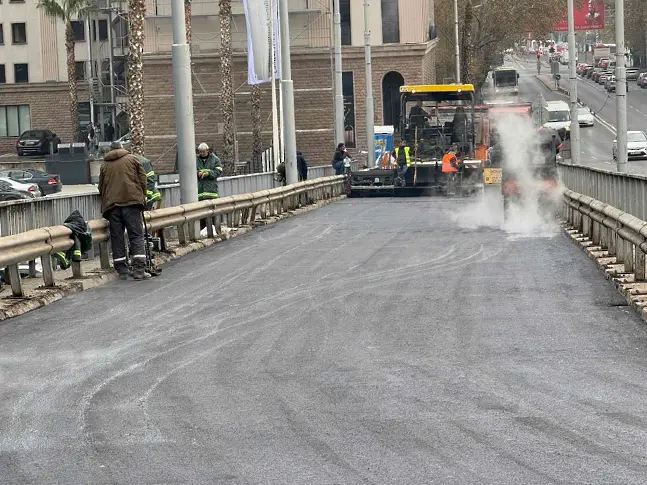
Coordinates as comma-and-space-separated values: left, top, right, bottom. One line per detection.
133, 262, 152, 280
114, 261, 129, 280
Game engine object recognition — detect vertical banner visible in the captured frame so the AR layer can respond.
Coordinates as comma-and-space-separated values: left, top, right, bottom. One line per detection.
242, 0, 280, 84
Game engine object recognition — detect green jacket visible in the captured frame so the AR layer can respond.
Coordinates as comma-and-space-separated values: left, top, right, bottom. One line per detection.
134, 154, 161, 208
53, 210, 93, 269
197, 152, 223, 199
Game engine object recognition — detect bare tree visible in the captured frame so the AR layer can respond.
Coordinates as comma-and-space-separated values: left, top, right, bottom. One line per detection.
127, 0, 146, 155
251, 85, 263, 172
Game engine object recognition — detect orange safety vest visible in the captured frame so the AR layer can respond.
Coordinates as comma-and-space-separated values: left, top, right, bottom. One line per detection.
442, 152, 459, 173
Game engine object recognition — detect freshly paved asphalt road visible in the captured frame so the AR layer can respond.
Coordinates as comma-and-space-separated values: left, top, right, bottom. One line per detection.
3, 197, 647, 484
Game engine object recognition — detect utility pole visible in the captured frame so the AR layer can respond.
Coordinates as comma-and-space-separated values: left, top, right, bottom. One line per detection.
278, 0, 299, 184
333, 0, 344, 145
453, 0, 461, 83
615, 0, 628, 173
364, 0, 374, 167
269, 0, 281, 169
171, 0, 198, 212
567, 0, 580, 165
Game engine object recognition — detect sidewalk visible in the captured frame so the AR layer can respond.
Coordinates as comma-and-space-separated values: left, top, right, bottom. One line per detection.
535, 73, 571, 97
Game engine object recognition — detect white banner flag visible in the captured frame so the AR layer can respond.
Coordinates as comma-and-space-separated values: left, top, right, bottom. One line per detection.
242, 0, 280, 84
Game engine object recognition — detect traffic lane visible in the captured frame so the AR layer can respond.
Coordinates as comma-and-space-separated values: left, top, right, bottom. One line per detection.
515, 69, 617, 171
2, 198, 647, 483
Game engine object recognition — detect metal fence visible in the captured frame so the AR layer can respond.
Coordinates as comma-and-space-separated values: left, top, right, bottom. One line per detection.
558, 163, 647, 221
0, 167, 341, 236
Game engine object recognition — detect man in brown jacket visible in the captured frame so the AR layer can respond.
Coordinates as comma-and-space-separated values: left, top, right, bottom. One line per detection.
98, 141, 150, 280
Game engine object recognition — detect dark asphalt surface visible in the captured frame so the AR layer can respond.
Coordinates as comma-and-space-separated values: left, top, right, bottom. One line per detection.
511, 54, 647, 174
2, 197, 647, 484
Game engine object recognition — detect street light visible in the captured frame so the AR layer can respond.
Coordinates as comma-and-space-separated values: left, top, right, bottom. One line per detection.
567, 0, 580, 165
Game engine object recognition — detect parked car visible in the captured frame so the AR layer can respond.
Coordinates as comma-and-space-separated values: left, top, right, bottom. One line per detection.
0, 177, 39, 198
577, 63, 591, 75
16, 130, 61, 156
577, 106, 595, 127
0, 169, 62, 196
591, 68, 603, 81
598, 71, 613, 84
638, 72, 647, 88
606, 76, 616, 92
626, 68, 640, 81
0, 180, 31, 201
582, 66, 595, 77
613, 131, 647, 161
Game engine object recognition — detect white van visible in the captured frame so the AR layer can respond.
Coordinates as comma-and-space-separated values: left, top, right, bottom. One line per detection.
542, 101, 571, 131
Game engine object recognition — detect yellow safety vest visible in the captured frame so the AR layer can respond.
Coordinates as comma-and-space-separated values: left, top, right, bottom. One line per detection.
394, 146, 411, 167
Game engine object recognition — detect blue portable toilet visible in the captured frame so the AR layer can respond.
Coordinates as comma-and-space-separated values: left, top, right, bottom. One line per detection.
374, 126, 394, 166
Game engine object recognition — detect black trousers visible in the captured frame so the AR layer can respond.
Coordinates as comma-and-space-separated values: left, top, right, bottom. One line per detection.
107, 205, 146, 273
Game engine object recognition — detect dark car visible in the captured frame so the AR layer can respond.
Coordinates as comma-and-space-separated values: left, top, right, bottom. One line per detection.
0, 169, 62, 196
638, 73, 647, 88
16, 129, 61, 156
0, 180, 31, 201
626, 68, 640, 81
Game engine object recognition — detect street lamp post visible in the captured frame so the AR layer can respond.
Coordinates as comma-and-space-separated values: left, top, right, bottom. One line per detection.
615, 0, 628, 173
278, 0, 299, 184
333, 0, 344, 145
453, 0, 460, 83
567, 0, 580, 165
364, 0, 374, 167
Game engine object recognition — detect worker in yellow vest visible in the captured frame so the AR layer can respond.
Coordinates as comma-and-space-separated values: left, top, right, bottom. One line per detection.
393, 139, 411, 186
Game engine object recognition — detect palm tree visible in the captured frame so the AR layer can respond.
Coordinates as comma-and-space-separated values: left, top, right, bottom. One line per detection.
184, 0, 191, 45
251, 84, 262, 172
219, 0, 235, 174
127, 0, 146, 155
37, 0, 92, 142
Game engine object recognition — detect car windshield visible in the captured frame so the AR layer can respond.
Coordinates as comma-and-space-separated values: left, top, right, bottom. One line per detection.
577, 108, 590, 116
20, 130, 45, 139
547, 111, 570, 122
627, 132, 647, 143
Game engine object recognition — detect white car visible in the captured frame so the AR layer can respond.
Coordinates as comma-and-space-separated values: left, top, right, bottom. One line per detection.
613, 131, 647, 161
576, 106, 595, 127
0, 177, 39, 198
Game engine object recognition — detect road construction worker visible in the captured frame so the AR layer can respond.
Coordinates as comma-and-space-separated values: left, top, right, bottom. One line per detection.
409, 99, 429, 132
196, 142, 223, 200
393, 139, 411, 185
133, 153, 161, 210
442, 150, 459, 173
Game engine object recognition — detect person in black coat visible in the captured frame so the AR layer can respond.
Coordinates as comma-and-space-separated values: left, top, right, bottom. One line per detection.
297, 151, 308, 181
331, 143, 348, 175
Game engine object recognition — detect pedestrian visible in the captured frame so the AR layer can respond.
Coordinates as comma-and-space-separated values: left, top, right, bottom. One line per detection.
105, 121, 115, 142
98, 141, 150, 280
196, 142, 223, 230
332, 142, 348, 175
297, 151, 308, 181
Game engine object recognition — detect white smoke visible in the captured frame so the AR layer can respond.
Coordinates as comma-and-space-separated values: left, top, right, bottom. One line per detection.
453, 111, 564, 238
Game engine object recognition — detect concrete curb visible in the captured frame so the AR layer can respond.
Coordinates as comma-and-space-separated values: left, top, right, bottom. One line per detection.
535, 74, 570, 97
0, 195, 345, 322
561, 219, 647, 322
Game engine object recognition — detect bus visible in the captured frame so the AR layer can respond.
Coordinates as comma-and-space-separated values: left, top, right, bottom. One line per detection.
492, 67, 520, 96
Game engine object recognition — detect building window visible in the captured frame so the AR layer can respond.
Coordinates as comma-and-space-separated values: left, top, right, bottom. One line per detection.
14, 63, 28, 83
75, 61, 86, 80
9, 0, 27, 3
0, 105, 31, 137
0, 65, 5, 84
342, 71, 356, 148
338, 0, 351, 46
71, 20, 85, 42
0, 25, 4, 45
93, 19, 108, 41
11, 23, 27, 44
381, 0, 400, 44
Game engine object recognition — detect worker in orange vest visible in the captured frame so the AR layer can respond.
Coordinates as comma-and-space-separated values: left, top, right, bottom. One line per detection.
442, 151, 459, 173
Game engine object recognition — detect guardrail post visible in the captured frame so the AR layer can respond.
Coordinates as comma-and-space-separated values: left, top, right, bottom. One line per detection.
615, 231, 624, 264
591, 220, 600, 246
98, 242, 111, 269
215, 215, 222, 236
625, 241, 634, 274
636, 250, 646, 281
582, 214, 590, 238
72, 260, 83, 279
7, 264, 23, 297
178, 223, 188, 245
41, 254, 55, 287
206, 217, 215, 238
28, 260, 37, 278
608, 226, 617, 256
600, 222, 608, 251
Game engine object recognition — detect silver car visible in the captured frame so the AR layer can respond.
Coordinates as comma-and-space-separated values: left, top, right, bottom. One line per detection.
0, 177, 40, 198
576, 106, 595, 127
613, 131, 647, 161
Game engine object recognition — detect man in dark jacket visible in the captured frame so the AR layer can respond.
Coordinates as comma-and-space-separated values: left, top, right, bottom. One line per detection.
297, 151, 308, 181
98, 141, 150, 280
196, 142, 223, 200
332, 143, 349, 175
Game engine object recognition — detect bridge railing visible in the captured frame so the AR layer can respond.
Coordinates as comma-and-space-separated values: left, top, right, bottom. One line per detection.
0, 166, 341, 237
558, 163, 647, 221
0, 176, 346, 298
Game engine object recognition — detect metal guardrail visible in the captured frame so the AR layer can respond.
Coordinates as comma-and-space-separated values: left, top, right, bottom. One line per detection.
0, 169, 339, 237
563, 188, 647, 281
0, 176, 345, 297
558, 163, 647, 221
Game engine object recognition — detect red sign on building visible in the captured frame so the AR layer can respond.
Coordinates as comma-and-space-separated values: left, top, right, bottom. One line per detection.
553, 0, 605, 32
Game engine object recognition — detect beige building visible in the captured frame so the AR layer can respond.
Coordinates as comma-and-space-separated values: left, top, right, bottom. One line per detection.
0, 0, 438, 169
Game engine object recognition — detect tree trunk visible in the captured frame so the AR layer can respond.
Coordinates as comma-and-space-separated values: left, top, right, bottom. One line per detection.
219, 0, 236, 175
128, 0, 146, 155
184, 0, 191, 45
251, 84, 263, 173
65, 23, 80, 142
460, 0, 474, 85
